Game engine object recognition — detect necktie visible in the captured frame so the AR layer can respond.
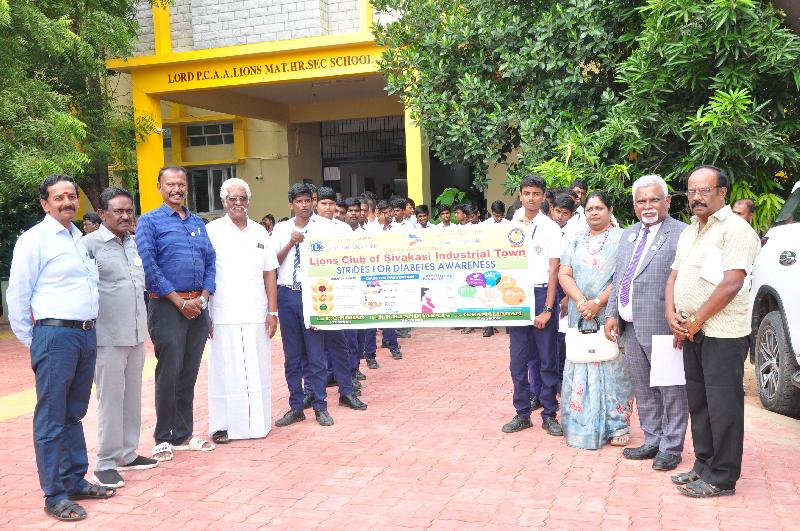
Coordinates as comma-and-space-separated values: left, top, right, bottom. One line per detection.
292, 243, 301, 289
619, 225, 650, 307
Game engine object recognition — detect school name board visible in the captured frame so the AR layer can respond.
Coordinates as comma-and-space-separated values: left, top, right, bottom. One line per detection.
166, 53, 376, 85
301, 225, 536, 329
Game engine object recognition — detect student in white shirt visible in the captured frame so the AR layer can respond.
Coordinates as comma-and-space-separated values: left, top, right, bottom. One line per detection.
501, 174, 563, 438
437, 205, 453, 228
414, 204, 433, 228
481, 200, 510, 226
307, 187, 367, 411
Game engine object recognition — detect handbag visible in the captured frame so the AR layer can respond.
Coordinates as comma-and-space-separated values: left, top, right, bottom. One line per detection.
565, 317, 620, 363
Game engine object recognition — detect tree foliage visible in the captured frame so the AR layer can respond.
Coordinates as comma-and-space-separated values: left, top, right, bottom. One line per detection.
375, 0, 800, 229
0, 0, 149, 208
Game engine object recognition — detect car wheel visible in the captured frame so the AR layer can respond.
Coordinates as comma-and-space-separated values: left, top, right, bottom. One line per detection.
755, 311, 800, 418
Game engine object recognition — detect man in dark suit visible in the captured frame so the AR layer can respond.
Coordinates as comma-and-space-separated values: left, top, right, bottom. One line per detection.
605, 174, 689, 471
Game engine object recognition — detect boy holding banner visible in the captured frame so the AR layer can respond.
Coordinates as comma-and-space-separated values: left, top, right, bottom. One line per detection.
502, 175, 564, 437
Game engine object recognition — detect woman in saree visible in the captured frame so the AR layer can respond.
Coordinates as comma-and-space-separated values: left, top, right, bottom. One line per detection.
558, 191, 634, 450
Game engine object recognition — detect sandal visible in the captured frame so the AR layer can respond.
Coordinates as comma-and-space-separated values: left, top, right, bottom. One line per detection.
677, 479, 735, 498
671, 470, 701, 485
152, 442, 174, 462
211, 430, 229, 444
45, 500, 87, 521
68, 484, 116, 500
609, 434, 630, 447
173, 436, 215, 452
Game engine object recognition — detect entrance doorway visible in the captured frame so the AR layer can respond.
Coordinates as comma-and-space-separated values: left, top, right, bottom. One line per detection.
320, 116, 406, 198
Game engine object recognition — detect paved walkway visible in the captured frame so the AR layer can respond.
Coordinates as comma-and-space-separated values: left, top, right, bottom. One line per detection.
0, 327, 799, 529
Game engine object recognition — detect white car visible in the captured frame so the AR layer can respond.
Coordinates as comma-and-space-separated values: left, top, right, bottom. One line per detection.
749, 181, 800, 418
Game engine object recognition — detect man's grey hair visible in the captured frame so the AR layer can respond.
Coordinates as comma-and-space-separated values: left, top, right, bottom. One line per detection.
631, 174, 668, 200
220, 178, 251, 202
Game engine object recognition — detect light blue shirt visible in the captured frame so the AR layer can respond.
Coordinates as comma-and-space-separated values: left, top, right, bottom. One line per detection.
7, 214, 99, 347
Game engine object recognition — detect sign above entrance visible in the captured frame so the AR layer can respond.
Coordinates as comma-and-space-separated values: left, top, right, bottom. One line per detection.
166, 53, 376, 86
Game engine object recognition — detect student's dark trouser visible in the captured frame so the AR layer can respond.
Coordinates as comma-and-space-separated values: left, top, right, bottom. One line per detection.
510, 286, 558, 420
529, 285, 565, 397
277, 286, 327, 411
305, 330, 353, 396
345, 329, 364, 374
31, 324, 96, 506
148, 298, 209, 445
363, 328, 377, 359
683, 334, 748, 490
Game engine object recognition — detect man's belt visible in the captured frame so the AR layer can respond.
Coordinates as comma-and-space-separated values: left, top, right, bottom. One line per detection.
278, 284, 302, 291
148, 290, 202, 300
36, 319, 96, 330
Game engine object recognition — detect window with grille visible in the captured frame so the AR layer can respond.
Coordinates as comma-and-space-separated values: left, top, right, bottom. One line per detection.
188, 166, 235, 213
186, 123, 234, 147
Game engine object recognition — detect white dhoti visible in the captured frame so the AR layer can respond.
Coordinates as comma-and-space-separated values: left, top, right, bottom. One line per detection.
208, 323, 271, 439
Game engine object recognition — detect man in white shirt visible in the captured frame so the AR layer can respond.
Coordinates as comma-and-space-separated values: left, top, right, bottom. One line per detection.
308, 187, 368, 411
7, 174, 114, 521
343, 197, 369, 384
206, 178, 279, 444
501, 175, 563, 437
272, 183, 336, 428
570, 179, 588, 225
437, 205, 453, 228
414, 204, 433, 228
481, 200, 509, 226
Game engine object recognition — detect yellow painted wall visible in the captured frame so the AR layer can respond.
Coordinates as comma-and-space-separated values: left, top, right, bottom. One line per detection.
240, 118, 292, 220
287, 123, 323, 187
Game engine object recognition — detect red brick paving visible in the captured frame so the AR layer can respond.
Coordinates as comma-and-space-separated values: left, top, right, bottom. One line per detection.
0, 327, 799, 529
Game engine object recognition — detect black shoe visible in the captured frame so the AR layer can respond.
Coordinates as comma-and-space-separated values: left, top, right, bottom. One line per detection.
622, 444, 660, 460
93, 469, 124, 488
352, 386, 362, 397
275, 409, 306, 427
351, 378, 362, 391
366, 358, 379, 369
302, 394, 314, 409
391, 349, 403, 360
461, 327, 474, 334
118, 455, 158, 471
542, 417, 563, 436
483, 326, 494, 337
396, 329, 411, 338
355, 370, 367, 381
339, 394, 368, 410
530, 395, 543, 411
502, 415, 532, 433
315, 409, 334, 426
652, 452, 682, 471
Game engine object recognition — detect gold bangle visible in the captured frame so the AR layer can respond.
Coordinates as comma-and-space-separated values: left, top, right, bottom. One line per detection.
577, 297, 587, 306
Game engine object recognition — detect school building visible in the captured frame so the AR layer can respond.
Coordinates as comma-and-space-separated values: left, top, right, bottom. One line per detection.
108, 0, 512, 219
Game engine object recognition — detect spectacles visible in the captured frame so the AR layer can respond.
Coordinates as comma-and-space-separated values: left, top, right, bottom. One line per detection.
226, 196, 249, 204
634, 197, 663, 207
685, 186, 720, 197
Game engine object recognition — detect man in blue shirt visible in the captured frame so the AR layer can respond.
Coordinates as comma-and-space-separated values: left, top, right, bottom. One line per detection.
7, 174, 116, 521
135, 166, 216, 461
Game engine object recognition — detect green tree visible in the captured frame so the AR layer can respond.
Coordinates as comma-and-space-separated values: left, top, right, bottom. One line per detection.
373, 0, 640, 191
600, 0, 800, 231
0, 0, 153, 208
375, 0, 800, 228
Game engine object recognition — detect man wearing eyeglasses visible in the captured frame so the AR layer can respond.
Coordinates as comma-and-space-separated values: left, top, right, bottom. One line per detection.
665, 165, 760, 499
605, 175, 688, 473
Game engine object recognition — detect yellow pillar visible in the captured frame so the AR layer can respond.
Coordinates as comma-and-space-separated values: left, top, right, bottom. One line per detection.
359, 0, 374, 34
132, 77, 165, 213
152, 3, 171, 55
404, 107, 430, 206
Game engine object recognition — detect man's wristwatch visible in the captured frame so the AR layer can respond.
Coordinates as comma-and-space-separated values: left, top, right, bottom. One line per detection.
268, 311, 279, 317
542, 305, 553, 313
198, 295, 208, 309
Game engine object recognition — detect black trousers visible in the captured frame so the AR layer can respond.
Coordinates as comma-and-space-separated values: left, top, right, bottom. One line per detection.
683, 334, 748, 490
147, 298, 210, 444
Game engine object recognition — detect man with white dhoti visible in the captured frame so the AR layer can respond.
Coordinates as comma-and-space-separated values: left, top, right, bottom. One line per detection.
206, 178, 279, 443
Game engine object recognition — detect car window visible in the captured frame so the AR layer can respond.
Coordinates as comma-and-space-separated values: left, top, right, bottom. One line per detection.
774, 187, 800, 226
